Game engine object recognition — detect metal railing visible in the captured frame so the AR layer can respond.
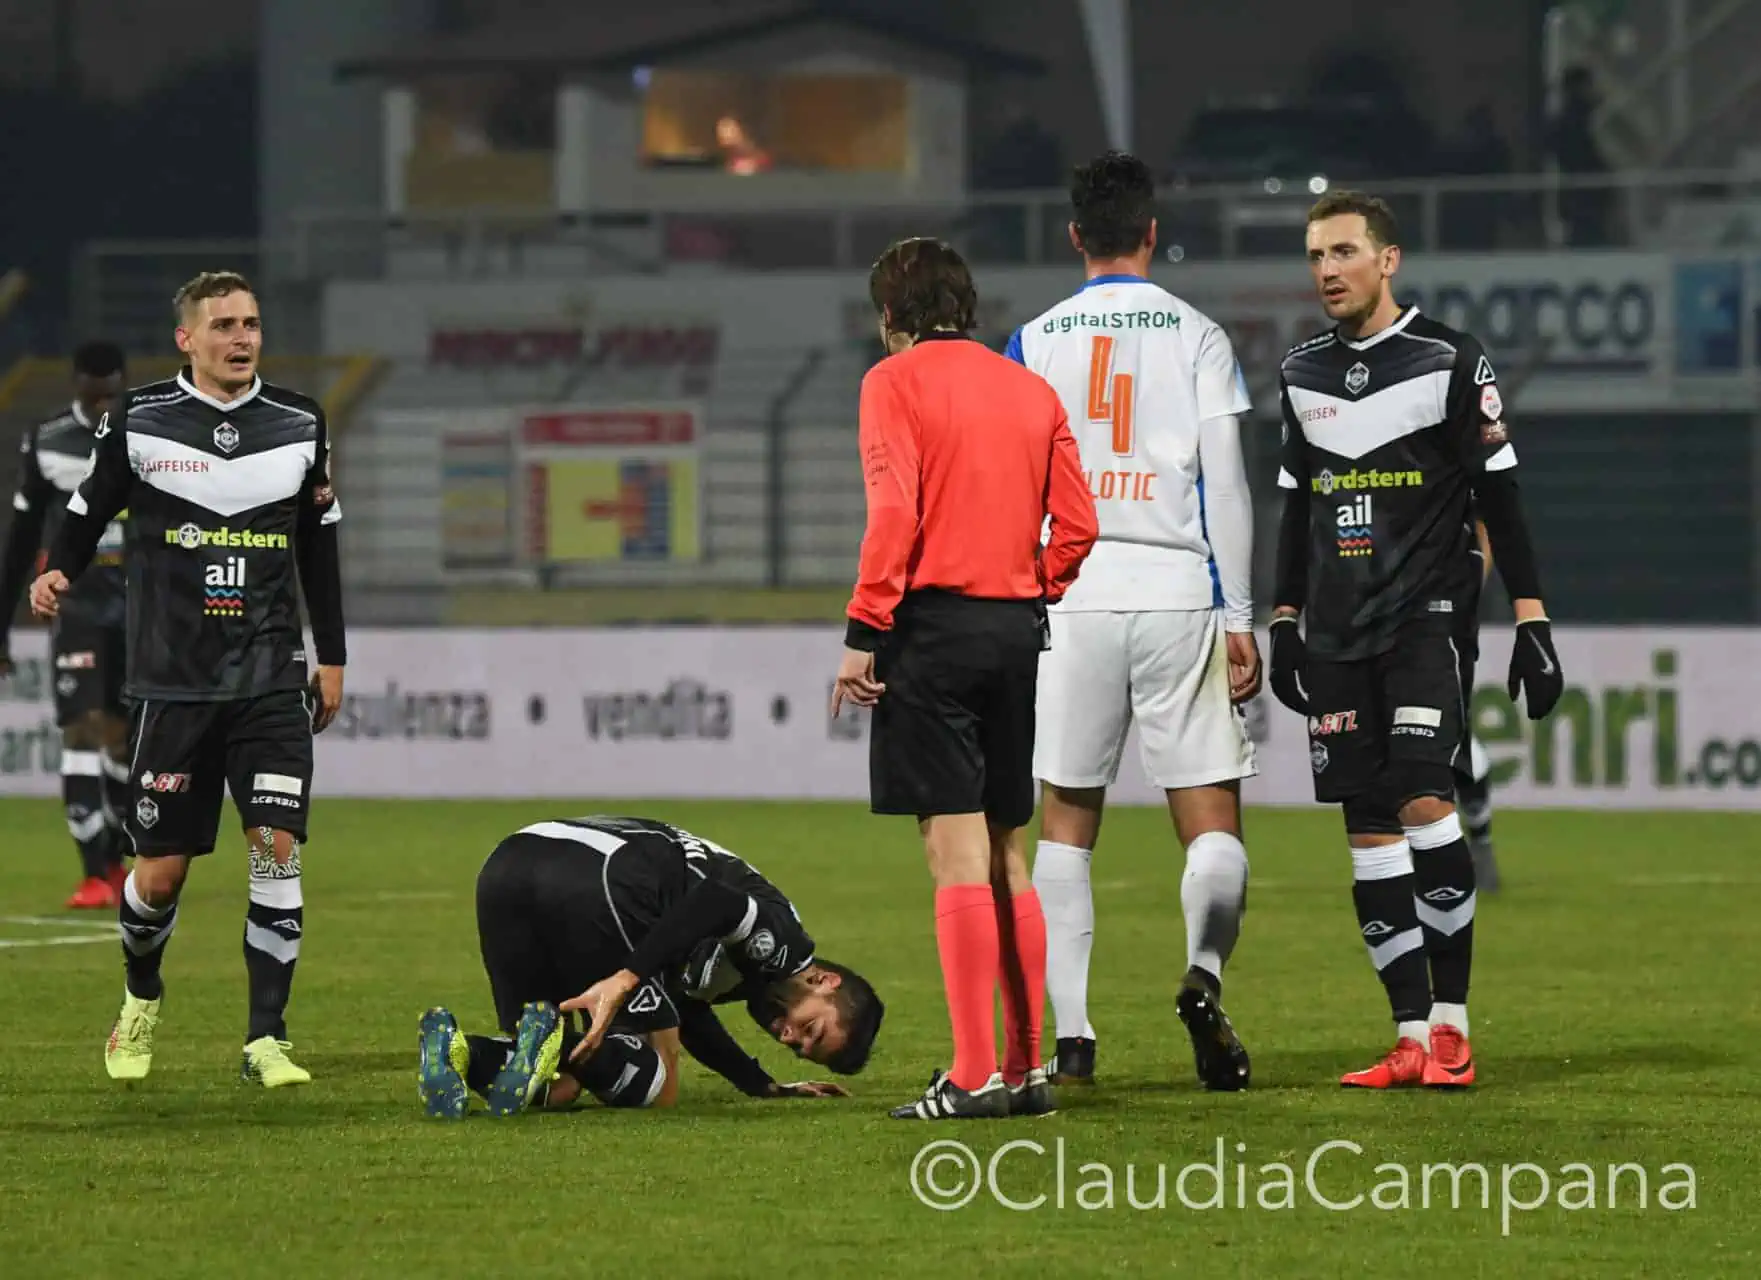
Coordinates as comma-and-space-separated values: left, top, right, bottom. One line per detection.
266, 167, 1761, 280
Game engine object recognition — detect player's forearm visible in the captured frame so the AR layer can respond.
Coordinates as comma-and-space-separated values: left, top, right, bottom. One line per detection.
677, 1000, 774, 1097
43, 511, 102, 584
1472, 470, 1544, 608
0, 508, 47, 629
624, 878, 755, 981
295, 519, 347, 665
1272, 487, 1309, 615
844, 503, 915, 648
1196, 414, 1254, 630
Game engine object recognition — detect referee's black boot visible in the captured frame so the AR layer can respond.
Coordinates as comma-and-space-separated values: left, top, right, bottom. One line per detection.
890, 1069, 1010, 1120
1176, 971, 1251, 1092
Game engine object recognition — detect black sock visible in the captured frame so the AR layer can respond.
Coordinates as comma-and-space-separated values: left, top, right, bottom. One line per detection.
244, 865, 304, 1043
62, 761, 112, 879
568, 1029, 664, 1107
117, 873, 176, 1001
1350, 843, 1431, 1026
99, 757, 130, 868
1410, 818, 1476, 1006
465, 1035, 514, 1096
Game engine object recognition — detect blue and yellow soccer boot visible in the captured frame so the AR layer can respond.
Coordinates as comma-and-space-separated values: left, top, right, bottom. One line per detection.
417, 1007, 472, 1119
486, 1002, 563, 1117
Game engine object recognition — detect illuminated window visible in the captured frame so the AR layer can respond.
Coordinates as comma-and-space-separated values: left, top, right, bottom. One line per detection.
640, 70, 908, 174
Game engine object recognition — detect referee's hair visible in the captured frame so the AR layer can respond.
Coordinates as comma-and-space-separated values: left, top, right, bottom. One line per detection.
72, 340, 125, 379
174, 269, 256, 322
818, 959, 885, 1075
869, 237, 977, 339
1307, 190, 1401, 249
1070, 150, 1155, 257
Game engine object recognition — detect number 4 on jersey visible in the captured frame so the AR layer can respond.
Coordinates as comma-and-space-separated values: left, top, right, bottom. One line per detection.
1087, 335, 1135, 458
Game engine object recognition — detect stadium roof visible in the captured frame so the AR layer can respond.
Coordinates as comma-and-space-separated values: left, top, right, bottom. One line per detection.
335, 0, 1046, 81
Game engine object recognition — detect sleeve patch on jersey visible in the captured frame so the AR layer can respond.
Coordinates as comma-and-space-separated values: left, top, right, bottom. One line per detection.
1473, 355, 1497, 385
1276, 466, 1298, 490
1481, 420, 1509, 445
1479, 384, 1503, 420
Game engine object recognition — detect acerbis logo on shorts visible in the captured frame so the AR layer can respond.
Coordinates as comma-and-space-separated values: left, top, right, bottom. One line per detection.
165, 523, 289, 550
250, 772, 303, 810
1392, 706, 1442, 739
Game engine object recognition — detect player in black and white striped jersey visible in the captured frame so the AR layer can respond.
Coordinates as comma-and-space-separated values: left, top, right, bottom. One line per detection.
0, 341, 131, 909
414, 816, 885, 1119
32, 271, 346, 1090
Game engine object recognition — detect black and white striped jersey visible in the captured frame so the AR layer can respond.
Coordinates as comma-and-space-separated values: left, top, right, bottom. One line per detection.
48, 370, 344, 701
0, 403, 126, 629
1277, 308, 1517, 661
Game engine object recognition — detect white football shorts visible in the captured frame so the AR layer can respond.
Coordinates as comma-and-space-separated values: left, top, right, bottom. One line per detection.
1033, 608, 1257, 791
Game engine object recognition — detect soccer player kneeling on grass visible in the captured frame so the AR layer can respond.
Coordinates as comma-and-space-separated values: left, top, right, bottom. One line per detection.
416, 816, 884, 1118
835, 237, 1099, 1121
1269, 193, 1563, 1089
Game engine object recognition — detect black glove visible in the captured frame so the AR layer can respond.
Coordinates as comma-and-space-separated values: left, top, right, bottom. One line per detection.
1267, 615, 1309, 714
1507, 617, 1563, 720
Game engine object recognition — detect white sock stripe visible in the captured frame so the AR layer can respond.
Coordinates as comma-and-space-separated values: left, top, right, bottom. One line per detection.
67, 810, 108, 842
123, 871, 173, 921
1350, 840, 1412, 882
244, 921, 301, 965
248, 873, 304, 911
1416, 892, 1478, 936
60, 750, 103, 777
1366, 926, 1425, 970
1406, 813, 1465, 851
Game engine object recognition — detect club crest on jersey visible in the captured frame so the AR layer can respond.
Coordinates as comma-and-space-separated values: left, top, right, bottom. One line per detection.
1344, 361, 1370, 395
214, 422, 240, 454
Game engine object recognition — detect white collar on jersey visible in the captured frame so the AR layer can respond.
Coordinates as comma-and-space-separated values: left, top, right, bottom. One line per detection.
1339, 305, 1420, 351
176, 370, 263, 412
70, 400, 91, 428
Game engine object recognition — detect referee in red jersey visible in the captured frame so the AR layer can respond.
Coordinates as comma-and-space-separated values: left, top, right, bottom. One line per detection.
831, 237, 1099, 1120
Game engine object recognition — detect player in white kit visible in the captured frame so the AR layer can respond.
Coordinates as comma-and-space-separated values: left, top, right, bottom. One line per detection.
1006, 152, 1261, 1091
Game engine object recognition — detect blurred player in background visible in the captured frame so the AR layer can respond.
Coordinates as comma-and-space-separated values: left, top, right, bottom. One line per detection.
33, 272, 346, 1089
0, 341, 131, 908
1006, 152, 1259, 1092
1455, 517, 1500, 890
1268, 192, 1561, 1089
837, 237, 1097, 1120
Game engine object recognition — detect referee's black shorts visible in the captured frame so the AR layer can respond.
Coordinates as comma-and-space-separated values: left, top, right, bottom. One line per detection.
868, 589, 1042, 828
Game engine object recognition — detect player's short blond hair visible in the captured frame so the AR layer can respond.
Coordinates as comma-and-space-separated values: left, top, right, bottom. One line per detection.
174, 271, 255, 324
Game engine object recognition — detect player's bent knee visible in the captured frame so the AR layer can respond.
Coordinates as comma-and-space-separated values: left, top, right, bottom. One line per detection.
247, 828, 304, 909
61, 710, 109, 751
1341, 792, 1404, 838
1381, 765, 1457, 820
571, 1031, 667, 1109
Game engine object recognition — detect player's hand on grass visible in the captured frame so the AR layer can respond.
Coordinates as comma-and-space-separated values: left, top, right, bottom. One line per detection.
310, 665, 344, 733
1267, 615, 1309, 714
561, 968, 641, 1063
1225, 630, 1262, 704
28, 571, 69, 620
1507, 617, 1563, 720
831, 647, 884, 715
769, 1080, 850, 1099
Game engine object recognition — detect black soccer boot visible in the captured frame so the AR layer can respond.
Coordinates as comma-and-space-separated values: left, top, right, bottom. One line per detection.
1046, 1035, 1096, 1086
889, 1069, 1011, 1120
1175, 970, 1251, 1092
1007, 1066, 1057, 1117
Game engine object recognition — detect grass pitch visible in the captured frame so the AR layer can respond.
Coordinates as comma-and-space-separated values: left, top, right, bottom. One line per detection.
2, 798, 1759, 1278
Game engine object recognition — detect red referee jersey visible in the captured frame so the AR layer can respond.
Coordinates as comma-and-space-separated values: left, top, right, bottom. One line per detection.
845, 333, 1098, 646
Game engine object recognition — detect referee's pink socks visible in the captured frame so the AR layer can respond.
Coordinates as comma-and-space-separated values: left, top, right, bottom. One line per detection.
1000, 888, 1048, 1087
935, 884, 1000, 1092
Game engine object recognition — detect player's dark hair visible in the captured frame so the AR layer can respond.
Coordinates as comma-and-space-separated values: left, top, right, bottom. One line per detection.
1070, 150, 1156, 258
1307, 190, 1401, 249
72, 340, 125, 379
817, 960, 884, 1075
868, 237, 977, 339
174, 270, 255, 322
